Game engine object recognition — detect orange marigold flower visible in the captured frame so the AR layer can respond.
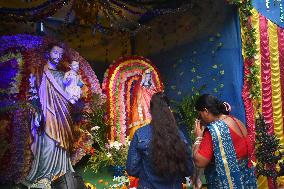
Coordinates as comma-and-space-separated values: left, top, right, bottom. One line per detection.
90, 147, 95, 155
84, 147, 89, 153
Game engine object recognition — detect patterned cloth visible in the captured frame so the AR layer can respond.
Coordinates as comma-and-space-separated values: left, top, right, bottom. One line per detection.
204, 120, 257, 189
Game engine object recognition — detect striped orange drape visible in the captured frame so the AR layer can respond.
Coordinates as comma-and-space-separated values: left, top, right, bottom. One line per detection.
241, 8, 284, 189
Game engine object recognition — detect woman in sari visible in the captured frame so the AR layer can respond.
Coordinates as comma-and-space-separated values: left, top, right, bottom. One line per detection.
193, 94, 257, 189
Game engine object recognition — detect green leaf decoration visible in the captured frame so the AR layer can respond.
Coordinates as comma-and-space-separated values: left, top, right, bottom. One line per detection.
212, 64, 218, 69
171, 85, 176, 90
217, 42, 223, 47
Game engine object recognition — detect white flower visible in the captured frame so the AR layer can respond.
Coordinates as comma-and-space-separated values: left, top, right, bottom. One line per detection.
111, 141, 123, 150
114, 146, 120, 150
109, 142, 114, 148
91, 126, 100, 131
106, 152, 112, 157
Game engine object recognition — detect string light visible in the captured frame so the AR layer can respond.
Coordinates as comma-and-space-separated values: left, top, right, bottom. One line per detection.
280, 1, 284, 22
266, 0, 270, 9
265, 0, 284, 23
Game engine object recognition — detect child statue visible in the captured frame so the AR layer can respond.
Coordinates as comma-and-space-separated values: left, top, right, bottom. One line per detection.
63, 61, 84, 104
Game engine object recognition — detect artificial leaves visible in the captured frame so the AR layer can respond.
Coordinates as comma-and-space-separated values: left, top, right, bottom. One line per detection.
227, 0, 261, 105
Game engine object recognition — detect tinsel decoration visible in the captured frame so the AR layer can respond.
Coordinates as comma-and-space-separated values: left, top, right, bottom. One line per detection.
0, 0, 193, 33
255, 115, 283, 188
72, 0, 146, 32
0, 0, 68, 23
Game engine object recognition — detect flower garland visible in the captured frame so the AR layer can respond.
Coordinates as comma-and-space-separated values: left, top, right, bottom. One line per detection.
226, 0, 259, 170
227, 0, 260, 105
0, 52, 24, 95
102, 56, 164, 143
239, 1, 260, 105
0, 50, 33, 183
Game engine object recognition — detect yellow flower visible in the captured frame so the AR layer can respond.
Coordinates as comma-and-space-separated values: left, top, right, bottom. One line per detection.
85, 182, 95, 189
277, 176, 284, 187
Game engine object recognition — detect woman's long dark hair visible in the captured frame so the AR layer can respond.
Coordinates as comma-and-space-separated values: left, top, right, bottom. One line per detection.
150, 92, 189, 177
195, 94, 230, 115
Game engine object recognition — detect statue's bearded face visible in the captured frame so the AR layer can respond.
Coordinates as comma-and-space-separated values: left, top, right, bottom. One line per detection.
49, 46, 64, 66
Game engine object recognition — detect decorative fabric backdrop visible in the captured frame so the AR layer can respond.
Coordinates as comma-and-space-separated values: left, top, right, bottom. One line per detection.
253, 0, 284, 28
150, 4, 245, 121
241, 8, 284, 189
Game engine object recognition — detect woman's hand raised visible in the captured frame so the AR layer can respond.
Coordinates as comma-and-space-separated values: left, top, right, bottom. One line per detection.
194, 119, 204, 138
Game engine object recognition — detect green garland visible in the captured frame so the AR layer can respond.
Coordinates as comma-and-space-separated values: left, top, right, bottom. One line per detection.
228, 0, 260, 105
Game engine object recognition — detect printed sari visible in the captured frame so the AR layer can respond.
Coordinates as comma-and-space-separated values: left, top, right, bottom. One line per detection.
205, 120, 257, 189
